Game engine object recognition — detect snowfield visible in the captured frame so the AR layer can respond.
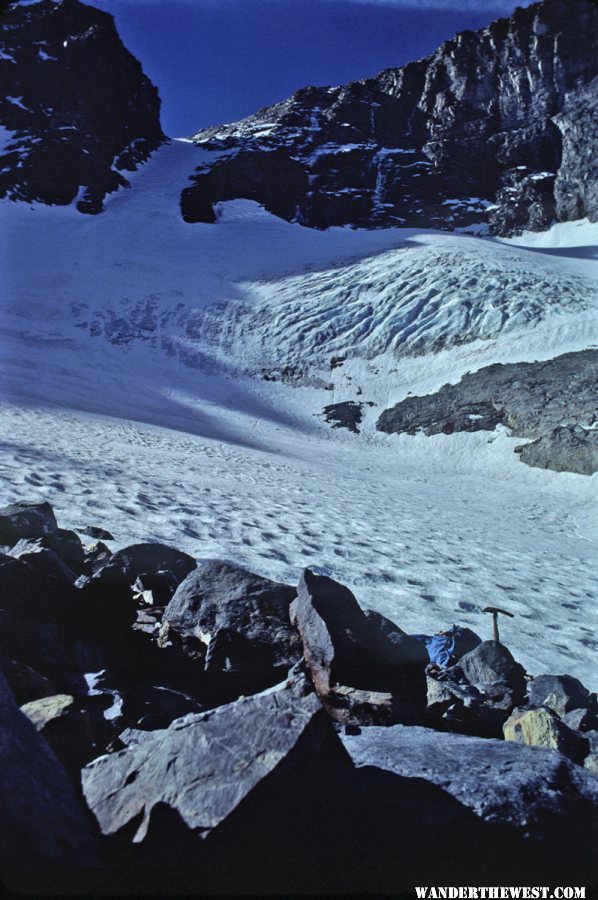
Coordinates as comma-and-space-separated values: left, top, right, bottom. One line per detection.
1, 139, 597, 686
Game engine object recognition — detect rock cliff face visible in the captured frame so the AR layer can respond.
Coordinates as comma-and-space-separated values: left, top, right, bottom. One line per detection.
0, 0, 165, 213
184, 0, 597, 235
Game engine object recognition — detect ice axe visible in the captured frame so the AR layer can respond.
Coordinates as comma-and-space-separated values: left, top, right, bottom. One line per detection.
483, 606, 514, 643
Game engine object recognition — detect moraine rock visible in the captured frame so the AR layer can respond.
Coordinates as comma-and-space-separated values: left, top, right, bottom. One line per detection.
341, 723, 598, 885
503, 706, 589, 765
0, 673, 98, 894
454, 640, 527, 712
0, 0, 165, 214
527, 673, 591, 718
290, 569, 426, 724
159, 560, 301, 699
584, 731, 598, 776
0, 500, 58, 545
10, 528, 86, 575
106, 542, 197, 586
81, 672, 347, 843
183, 0, 598, 236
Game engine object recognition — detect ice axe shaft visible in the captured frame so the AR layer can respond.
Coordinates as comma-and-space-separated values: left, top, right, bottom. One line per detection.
483, 606, 514, 643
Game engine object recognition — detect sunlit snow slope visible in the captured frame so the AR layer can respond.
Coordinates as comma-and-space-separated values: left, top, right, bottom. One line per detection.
1, 140, 597, 686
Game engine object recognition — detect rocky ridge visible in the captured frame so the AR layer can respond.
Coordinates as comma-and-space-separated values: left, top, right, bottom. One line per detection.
376, 349, 598, 475
0, 0, 165, 213
1, 499, 597, 894
184, 0, 598, 235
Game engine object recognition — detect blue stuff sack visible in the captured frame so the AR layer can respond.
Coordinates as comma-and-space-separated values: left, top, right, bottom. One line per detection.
411, 625, 481, 667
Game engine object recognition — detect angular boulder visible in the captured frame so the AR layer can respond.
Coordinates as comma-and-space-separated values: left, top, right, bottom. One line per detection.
528, 673, 591, 718
503, 706, 589, 765
341, 723, 598, 885
290, 569, 426, 724
108, 543, 196, 585
0, 500, 58, 546
0, 674, 98, 893
81, 673, 346, 843
160, 560, 301, 697
455, 640, 527, 711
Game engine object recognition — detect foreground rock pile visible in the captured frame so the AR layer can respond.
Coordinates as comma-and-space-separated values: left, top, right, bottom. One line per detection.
1, 499, 597, 894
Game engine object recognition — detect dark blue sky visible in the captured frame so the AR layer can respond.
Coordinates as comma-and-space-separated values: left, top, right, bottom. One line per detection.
87, 0, 535, 137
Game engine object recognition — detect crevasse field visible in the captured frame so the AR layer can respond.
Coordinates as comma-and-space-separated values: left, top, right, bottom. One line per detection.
1, 140, 596, 686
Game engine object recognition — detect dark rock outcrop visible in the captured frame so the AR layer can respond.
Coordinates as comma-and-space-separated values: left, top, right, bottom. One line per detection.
183, 0, 598, 235
0, 655, 56, 705
553, 77, 598, 223
159, 560, 302, 698
515, 425, 598, 476
0, 0, 165, 213
323, 401, 364, 434
0, 673, 98, 894
377, 350, 598, 474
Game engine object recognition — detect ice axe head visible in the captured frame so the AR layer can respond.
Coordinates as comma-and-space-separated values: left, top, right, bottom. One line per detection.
483, 606, 514, 643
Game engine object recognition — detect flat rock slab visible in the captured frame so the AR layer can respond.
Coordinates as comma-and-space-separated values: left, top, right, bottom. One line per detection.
341, 724, 598, 834
82, 675, 335, 842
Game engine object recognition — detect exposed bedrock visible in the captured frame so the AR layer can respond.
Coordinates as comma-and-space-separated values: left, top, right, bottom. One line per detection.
183, 0, 598, 235
377, 350, 598, 474
0, 0, 165, 213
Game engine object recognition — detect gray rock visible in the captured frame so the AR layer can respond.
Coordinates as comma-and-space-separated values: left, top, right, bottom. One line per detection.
562, 708, 596, 732
516, 426, 598, 476
528, 673, 591, 718
0, 673, 98, 893
341, 722, 598, 836
0, 500, 58, 545
553, 77, 598, 224
81, 673, 343, 841
455, 640, 527, 711
377, 350, 598, 475
9, 541, 78, 583
106, 542, 197, 585
160, 560, 301, 697
290, 569, 426, 724
81, 525, 115, 541
10, 528, 86, 574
